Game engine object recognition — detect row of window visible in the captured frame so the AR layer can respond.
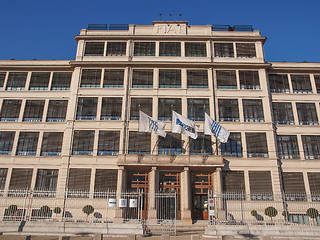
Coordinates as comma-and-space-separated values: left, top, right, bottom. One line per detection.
84, 41, 257, 58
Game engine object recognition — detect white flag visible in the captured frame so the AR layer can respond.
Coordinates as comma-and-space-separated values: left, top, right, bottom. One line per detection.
204, 112, 230, 143
172, 111, 198, 139
139, 111, 167, 137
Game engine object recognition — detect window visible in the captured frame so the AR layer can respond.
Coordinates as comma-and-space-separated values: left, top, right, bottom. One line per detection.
76, 97, 97, 120
6, 72, 27, 91
130, 98, 152, 120
216, 70, 237, 89
46, 100, 68, 122
0, 100, 21, 121
84, 42, 104, 56
158, 98, 181, 121
187, 98, 209, 121
296, 103, 318, 125
134, 42, 155, 56
236, 43, 256, 58
51, 72, 72, 90
101, 98, 122, 120
268, 74, 289, 93
243, 99, 264, 122
68, 168, 91, 193
94, 169, 118, 193
159, 69, 181, 88
282, 172, 306, 200
98, 131, 120, 156
106, 42, 126, 56
16, 132, 39, 156
158, 133, 182, 155
35, 169, 58, 191
239, 70, 260, 90
220, 132, 242, 157
222, 171, 245, 194
307, 173, 320, 201
29, 72, 50, 91
189, 133, 212, 155
249, 171, 273, 199
185, 42, 206, 57
272, 102, 294, 125
315, 75, 320, 93
72, 130, 94, 155
103, 69, 124, 88
302, 135, 320, 160
128, 132, 151, 154
291, 75, 312, 93
214, 43, 234, 57
0, 132, 15, 155
277, 135, 300, 159
246, 132, 268, 157
41, 132, 63, 156
218, 99, 239, 122
159, 42, 181, 56
23, 100, 45, 122
80, 69, 101, 88
9, 168, 33, 190
187, 70, 208, 89
0, 72, 6, 90
132, 69, 153, 88
0, 169, 7, 190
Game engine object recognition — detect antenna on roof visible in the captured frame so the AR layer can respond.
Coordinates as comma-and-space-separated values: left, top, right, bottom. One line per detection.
159, 13, 162, 21
179, 14, 182, 21
169, 14, 172, 21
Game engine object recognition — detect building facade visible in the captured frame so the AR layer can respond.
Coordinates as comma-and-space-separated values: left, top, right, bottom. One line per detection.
0, 21, 319, 224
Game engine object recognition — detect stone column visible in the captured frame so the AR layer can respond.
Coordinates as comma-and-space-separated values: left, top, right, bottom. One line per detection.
213, 167, 225, 221
148, 167, 157, 222
181, 167, 192, 224
115, 166, 127, 218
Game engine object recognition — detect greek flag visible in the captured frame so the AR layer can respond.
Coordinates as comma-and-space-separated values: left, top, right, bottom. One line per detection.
139, 111, 167, 137
172, 111, 198, 139
204, 113, 230, 143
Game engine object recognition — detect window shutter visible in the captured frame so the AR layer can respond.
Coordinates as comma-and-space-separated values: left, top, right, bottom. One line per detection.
249, 171, 273, 194
68, 168, 91, 191
94, 169, 118, 192
9, 168, 33, 190
223, 171, 245, 193
282, 172, 306, 194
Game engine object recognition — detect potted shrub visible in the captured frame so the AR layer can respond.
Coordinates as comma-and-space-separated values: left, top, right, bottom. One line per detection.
306, 208, 319, 225
251, 210, 258, 217
82, 205, 94, 221
265, 206, 277, 223
39, 205, 51, 219
53, 207, 61, 221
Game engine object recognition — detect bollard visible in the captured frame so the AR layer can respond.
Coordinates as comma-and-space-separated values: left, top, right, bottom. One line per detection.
25, 236, 31, 240
93, 233, 103, 240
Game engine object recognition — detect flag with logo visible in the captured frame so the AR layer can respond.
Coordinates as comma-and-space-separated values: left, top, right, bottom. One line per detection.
204, 112, 230, 143
139, 111, 167, 137
172, 111, 198, 139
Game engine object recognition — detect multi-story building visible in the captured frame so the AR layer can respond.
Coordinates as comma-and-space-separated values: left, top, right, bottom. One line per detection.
0, 21, 319, 224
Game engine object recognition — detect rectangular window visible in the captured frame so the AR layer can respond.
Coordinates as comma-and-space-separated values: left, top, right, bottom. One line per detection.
302, 135, 320, 160
315, 75, 320, 93
249, 171, 273, 200
185, 42, 207, 57
84, 42, 104, 56
187, 98, 209, 121
218, 99, 239, 122
0, 132, 15, 155
236, 43, 256, 58
220, 132, 242, 157
98, 131, 120, 156
128, 132, 151, 154
6, 72, 27, 91
277, 135, 300, 159
72, 130, 94, 155
282, 172, 306, 200
297, 103, 318, 125
101, 97, 122, 120
94, 169, 118, 193
243, 99, 264, 122
158, 98, 182, 121
158, 133, 182, 155
46, 100, 68, 122
222, 171, 245, 194
268, 74, 289, 93
134, 42, 155, 56
0, 169, 7, 190
103, 69, 124, 88
214, 43, 234, 57
23, 100, 45, 122
246, 132, 268, 158
51, 72, 72, 90
29, 72, 50, 91
159, 69, 181, 88
239, 70, 260, 90
76, 97, 97, 120
9, 168, 33, 190
132, 69, 153, 88
106, 42, 126, 56
291, 75, 312, 93
41, 132, 63, 156
187, 70, 208, 89
159, 42, 181, 56
216, 70, 237, 89
68, 168, 91, 193
0, 72, 6, 90
307, 172, 320, 201
34, 169, 58, 191
0, 99, 21, 121
272, 102, 294, 125
80, 69, 101, 88
130, 98, 152, 120
189, 133, 212, 155
16, 132, 39, 156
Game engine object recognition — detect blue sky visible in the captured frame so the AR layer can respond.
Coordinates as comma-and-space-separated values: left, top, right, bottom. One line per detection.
1, 0, 319, 62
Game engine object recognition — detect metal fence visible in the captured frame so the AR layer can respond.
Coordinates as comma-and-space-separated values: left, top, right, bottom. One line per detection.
208, 192, 320, 227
